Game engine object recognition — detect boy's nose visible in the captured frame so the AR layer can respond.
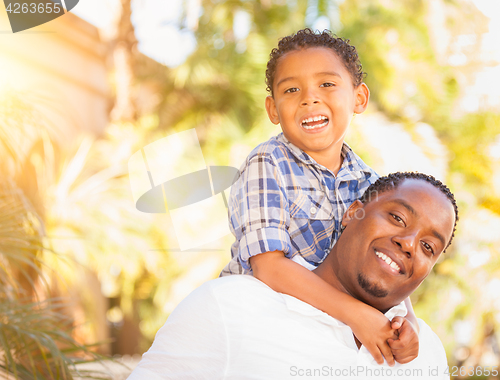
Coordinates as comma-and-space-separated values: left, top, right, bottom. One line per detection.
301, 89, 320, 106
301, 99, 320, 106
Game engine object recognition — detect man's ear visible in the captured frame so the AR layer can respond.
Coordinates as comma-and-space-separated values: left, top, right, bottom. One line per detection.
265, 96, 280, 125
353, 83, 370, 114
341, 200, 364, 229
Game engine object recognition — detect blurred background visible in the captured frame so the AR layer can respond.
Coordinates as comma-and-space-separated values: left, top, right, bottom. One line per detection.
0, 0, 499, 378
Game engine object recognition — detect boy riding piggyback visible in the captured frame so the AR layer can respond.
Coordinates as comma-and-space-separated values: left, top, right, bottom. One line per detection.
221, 28, 419, 366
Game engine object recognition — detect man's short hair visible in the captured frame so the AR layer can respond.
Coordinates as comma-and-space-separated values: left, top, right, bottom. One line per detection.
360, 172, 459, 249
265, 28, 365, 96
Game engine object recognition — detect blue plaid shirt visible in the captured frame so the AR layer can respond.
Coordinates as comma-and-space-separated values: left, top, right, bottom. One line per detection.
220, 133, 378, 276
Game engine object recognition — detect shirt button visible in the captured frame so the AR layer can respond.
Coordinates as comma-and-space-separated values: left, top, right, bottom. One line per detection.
310, 207, 317, 215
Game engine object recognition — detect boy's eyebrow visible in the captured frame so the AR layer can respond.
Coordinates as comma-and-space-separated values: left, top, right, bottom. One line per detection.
276, 72, 343, 88
316, 71, 342, 78
275, 76, 295, 88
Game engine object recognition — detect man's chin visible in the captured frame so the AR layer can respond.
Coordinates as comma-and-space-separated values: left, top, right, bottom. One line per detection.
357, 273, 389, 298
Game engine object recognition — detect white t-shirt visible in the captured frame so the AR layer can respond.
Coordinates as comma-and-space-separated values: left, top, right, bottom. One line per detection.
128, 275, 450, 380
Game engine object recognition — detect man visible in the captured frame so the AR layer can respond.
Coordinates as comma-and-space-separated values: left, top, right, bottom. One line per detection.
128, 172, 458, 380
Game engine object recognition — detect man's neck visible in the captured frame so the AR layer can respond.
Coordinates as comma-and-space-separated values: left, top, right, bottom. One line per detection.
312, 253, 346, 294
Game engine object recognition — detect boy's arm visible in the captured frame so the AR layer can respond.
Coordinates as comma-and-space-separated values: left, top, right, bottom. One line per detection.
385, 298, 420, 364
388, 316, 419, 364
251, 250, 398, 366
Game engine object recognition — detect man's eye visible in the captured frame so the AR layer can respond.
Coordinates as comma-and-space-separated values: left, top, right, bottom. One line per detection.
422, 241, 434, 255
390, 213, 405, 226
284, 87, 299, 93
320, 82, 335, 87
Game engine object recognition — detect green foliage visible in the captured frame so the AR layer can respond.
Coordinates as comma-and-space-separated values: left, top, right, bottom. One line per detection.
447, 113, 500, 191
0, 180, 112, 380
160, 0, 310, 137
1, 89, 183, 353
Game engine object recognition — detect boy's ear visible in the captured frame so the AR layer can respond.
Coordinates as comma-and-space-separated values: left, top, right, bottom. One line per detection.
265, 96, 280, 125
341, 200, 364, 229
353, 83, 370, 114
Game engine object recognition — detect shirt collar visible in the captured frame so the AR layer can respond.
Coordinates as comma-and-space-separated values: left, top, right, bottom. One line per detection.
281, 289, 410, 367
276, 133, 375, 182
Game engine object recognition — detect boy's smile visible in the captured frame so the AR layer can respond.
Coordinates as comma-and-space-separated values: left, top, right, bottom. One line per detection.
265, 47, 369, 174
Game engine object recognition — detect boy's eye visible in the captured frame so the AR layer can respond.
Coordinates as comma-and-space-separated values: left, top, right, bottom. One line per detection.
284, 87, 299, 93
390, 213, 405, 227
320, 82, 335, 87
421, 241, 434, 255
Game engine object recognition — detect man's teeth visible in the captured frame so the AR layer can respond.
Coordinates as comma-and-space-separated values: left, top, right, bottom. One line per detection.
375, 250, 401, 272
301, 116, 328, 129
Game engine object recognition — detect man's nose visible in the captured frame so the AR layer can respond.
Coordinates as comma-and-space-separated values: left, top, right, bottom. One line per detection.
301, 88, 320, 106
392, 233, 417, 257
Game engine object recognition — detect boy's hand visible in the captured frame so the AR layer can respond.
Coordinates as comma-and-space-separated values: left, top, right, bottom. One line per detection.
387, 316, 419, 364
351, 306, 399, 366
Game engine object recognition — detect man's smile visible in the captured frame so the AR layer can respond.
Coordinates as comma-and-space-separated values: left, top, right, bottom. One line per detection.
374, 248, 405, 275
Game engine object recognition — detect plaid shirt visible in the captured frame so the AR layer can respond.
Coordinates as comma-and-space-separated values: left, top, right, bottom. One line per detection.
220, 133, 378, 276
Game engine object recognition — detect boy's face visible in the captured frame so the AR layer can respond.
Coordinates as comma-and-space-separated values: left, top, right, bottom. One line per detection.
265, 47, 369, 165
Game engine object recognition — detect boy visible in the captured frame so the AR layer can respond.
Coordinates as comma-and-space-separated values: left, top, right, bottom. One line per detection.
220, 29, 418, 365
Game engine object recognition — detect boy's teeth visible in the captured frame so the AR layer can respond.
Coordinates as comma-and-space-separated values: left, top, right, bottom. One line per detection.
375, 250, 401, 272
302, 115, 327, 123
301, 115, 328, 129
302, 121, 328, 130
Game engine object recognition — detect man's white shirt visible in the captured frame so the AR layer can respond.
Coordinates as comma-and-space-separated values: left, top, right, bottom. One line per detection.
128, 275, 450, 380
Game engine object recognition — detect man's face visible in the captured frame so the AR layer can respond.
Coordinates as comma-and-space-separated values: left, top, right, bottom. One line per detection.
265, 47, 369, 164
333, 180, 455, 312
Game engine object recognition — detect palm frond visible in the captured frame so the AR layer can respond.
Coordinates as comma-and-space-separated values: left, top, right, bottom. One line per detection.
0, 181, 113, 380
0, 297, 114, 380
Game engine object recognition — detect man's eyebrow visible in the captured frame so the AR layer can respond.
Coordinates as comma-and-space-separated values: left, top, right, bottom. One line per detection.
393, 199, 446, 247
393, 199, 417, 216
432, 229, 446, 248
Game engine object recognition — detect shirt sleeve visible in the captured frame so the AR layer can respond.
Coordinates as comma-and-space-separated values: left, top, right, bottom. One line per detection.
127, 283, 228, 380
228, 153, 292, 270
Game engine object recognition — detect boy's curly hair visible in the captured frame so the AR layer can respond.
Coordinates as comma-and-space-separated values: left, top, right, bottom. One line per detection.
359, 172, 459, 250
265, 28, 365, 96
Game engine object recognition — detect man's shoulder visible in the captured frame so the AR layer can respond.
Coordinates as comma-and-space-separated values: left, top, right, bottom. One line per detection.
415, 318, 448, 366
417, 318, 446, 347
203, 275, 273, 296
169, 276, 269, 320
193, 275, 286, 311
